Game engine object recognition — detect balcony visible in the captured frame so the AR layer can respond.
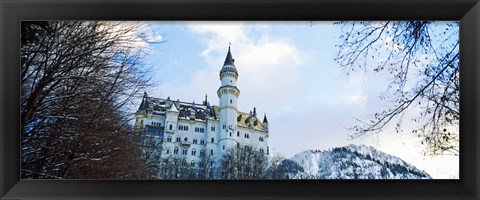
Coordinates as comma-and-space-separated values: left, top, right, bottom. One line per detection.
165, 128, 175, 134
180, 141, 191, 147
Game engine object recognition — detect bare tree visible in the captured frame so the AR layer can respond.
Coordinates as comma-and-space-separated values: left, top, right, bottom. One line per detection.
335, 21, 459, 156
220, 146, 268, 179
21, 21, 155, 179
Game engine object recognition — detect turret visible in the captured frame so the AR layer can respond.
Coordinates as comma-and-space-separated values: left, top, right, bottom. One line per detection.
218, 46, 240, 155
262, 113, 269, 131
134, 92, 149, 130
165, 101, 179, 132
138, 92, 149, 111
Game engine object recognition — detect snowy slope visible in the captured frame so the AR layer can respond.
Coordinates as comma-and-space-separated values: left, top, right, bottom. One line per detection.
272, 144, 431, 179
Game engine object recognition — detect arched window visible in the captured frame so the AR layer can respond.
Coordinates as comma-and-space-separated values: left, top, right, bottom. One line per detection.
210, 149, 214, 155
174, 147, 179, 154
190, 161, 195, 167
167, 137, 172, 142
184, 137, 188, 142
211, 138, 214, 143
229, 132, 232, 137
169, 124, 173, 130
191, 149, 196, 156
237, 131, 240, 137
200, 150, 205, 157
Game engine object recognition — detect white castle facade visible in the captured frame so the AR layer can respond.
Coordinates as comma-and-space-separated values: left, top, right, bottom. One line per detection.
134, 47, 270, 170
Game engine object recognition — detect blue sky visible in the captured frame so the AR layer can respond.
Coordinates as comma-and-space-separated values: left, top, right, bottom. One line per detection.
133, 21, 458, 179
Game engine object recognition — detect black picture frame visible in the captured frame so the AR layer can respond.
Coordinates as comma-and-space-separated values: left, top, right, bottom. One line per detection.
1, 0, 479, 199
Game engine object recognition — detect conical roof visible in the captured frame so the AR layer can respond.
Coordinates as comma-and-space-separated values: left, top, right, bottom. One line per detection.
220, 46, 238, 77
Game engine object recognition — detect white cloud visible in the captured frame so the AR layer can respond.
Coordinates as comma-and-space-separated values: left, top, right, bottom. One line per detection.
342, 94, 368, 105
183, 22, 303, 114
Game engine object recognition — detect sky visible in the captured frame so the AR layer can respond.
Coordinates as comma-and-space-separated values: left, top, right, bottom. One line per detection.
132, 21, 459, 179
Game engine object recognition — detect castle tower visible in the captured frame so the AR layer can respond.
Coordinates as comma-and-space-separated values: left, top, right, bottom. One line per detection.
217, 46, 240, 154
262, 113, 269, 131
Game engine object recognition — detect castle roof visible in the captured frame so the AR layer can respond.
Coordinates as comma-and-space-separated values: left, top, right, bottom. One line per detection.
137, 95, 265, 132
220, 47, 238, 77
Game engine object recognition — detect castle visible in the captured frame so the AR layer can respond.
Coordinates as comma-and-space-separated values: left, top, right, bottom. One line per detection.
134, 47, 270, 172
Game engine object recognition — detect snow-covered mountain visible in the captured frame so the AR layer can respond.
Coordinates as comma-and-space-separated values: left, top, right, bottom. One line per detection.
270, 144, 431, 179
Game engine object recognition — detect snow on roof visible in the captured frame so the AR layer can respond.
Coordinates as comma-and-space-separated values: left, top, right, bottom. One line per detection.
138, 97, 266, 132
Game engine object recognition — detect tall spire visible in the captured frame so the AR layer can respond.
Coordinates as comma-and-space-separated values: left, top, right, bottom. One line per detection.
138, 91, 149, 110
263, 113, 268, 124
220, 46, 238, 77
224, 45, 235, 66
203, 94, 208, 106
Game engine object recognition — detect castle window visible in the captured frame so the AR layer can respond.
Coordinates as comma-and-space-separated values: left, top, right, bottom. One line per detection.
259, 137, 264, 142
167, 137, 172, 142
223, 124, 226, 129
193, 139, 197, 144
166, 149, 170, 154
196, 127, 204, 133
229, 132, 232, 137
195, 127, 204, 133
211, 126, 215, 131
169, 124, 173, 130
223, 145, 225, 150
230, 99, 232, 104
191, 149, 196, 156
211, 138, 214, 143
176, 137, 181, 142
182, 149, 188, 155
200, 150, 205, 157
190, 161, 195, 167
174, 147, 179, 154
237, 143, 240, 148
210, 149, 214, 155
237, 131, 240, 137
184, 137, 188, 142
200, 140, 205, 145
260, 148, 264, 153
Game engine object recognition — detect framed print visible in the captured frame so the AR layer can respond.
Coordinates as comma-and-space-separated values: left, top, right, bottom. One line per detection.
1, 0, 479, 199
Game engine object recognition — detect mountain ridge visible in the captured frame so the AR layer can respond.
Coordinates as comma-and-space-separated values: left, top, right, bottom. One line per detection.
269, 144, 431, 179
